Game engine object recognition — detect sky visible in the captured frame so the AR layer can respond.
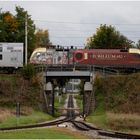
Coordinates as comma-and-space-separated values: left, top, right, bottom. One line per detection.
0, 1, 140, 47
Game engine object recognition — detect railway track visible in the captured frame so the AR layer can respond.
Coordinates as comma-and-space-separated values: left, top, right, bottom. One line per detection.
0, 95, 74, 131
0, 117, 69, 131
0, 95, 140, 139
63, 95, 140, 139
67, 95, 75, 120
71, 120, 140, 139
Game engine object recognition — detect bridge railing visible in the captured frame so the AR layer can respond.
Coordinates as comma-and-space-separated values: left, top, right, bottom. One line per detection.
34, 64, 140, 74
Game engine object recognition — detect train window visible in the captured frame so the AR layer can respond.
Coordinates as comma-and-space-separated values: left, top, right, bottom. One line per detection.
0, 47, 2, 52
11, 57, 17, 61
36, 52, 41, 56
7, 47, 13, 50
0, 54, 2, 60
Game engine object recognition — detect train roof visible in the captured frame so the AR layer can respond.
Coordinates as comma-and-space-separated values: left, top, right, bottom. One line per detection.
76, 48, 140, 54
33, 47, 47, 52
129, 48, 140, 54
75, 49, 123, 53
31, 47, 140, 56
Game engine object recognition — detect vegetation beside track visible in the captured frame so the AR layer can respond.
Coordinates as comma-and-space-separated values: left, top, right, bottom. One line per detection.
0, 65, 55, 128
0, 108, 53, 128
55, 94, 67, 108
74, 94, 83, 111
87, 73, 140, 134
0, 127, 88, 139
0, 72, 43, 109
54, 94, 67, 116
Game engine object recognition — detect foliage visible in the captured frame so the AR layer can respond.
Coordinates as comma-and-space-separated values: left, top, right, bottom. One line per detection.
0, 6, 36, 59
75, 94, 83, 110
35, 29, 51, 48
78, 80, 85, 95
0, 109, 53, 128
87, 88, 107, 128
20, 64, 36, 80
0, 73, 41, 109
15, 6, 36, 58
93, 73, 140, 114
52, 79, 68, 95
87, 75, 140, 131
106, 112, 140, 131
86, 24, 134, 49
136, 40, 140, 49
54, 94, 66, 108
0, 12, 19, 42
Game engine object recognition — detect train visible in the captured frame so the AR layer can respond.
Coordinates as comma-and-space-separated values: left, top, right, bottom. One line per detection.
0, 43, 23, 73
30, 47, 140, 69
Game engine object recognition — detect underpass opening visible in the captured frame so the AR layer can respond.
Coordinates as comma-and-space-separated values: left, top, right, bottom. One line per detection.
43, 70, 95, 118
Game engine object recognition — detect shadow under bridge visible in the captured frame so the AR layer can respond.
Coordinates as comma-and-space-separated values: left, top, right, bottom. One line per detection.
43, 68, 95, 117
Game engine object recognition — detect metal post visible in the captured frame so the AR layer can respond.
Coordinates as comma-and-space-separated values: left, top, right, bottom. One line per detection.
16, 102, 20, 117
52, 87, 55, 116
68, 49, 69, 64
0, 8, 2, 21
25, 13, 28, 65
83, 90, 85, 118
16, 102, 20, 126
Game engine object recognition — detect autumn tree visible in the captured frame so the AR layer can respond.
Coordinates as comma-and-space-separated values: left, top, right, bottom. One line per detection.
86, 24, 134, 49
35, 29, 51, 48
0, 6, 36, 60
0, 6, 52, 60
0, 12, 19, 42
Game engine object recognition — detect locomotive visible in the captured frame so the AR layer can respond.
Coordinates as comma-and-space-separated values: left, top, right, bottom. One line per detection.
30, 47, 140, 69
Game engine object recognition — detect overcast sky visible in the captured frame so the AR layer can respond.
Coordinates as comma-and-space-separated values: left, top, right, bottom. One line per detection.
0, 1, 140, 47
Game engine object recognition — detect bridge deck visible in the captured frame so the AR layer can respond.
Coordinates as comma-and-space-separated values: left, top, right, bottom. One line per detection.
45, 71, 92, 80
36, 64, 140, 74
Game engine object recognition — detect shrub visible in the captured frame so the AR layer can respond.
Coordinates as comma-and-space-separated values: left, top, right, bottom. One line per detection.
20, 64, 36, 80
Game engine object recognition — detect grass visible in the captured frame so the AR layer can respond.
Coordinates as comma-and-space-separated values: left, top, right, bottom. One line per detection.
0, 74, 17, 91
0, 74, 16, 81
54, 94, 67, 116
55, 94, 67, 108
74, 94, 83, 111
106, 112, 140, 132
0, 109, 53, 128
0, 128, 88, 139
87, 93, 108, 128
87, 93, 140, 134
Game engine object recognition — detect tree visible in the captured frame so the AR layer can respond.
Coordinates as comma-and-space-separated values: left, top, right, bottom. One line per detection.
15, 6, 36, 58
0, 6, 36, 60
86, 24, 134, 49
136, 40, 140, 49
0, 12, 19, 42
35, 29, 51, 48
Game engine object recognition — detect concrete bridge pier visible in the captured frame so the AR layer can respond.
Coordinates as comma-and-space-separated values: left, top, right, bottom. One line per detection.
83, 81, 95, 118
43, 82, 54, 116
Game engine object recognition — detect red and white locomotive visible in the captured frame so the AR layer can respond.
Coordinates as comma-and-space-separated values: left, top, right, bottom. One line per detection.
73, 48, 140, 66
30, 47, 140, 68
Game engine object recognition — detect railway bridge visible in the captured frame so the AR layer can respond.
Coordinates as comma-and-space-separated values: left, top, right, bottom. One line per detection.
40, 64, 97, 117
36, 63, 138, 116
